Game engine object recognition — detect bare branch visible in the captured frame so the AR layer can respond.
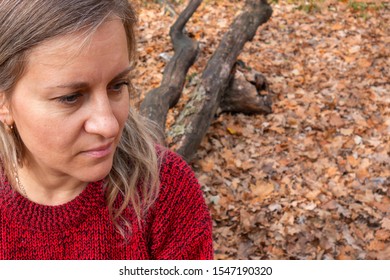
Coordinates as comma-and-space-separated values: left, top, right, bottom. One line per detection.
140, 0, 203, 133
170, 0, 273, 160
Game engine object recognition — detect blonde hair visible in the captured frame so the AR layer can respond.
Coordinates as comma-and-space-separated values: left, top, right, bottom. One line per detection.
0, 0, 162, 236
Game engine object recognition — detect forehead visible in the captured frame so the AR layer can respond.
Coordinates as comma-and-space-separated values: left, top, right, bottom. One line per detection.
26, 18, 128, 69
19, 18, 129, 84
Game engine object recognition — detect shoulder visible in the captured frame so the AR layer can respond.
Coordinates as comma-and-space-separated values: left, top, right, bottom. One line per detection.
158, 147, 198, 188
156, 147, 206, 207
148, 147, 213, 259
153, 146, 210, 228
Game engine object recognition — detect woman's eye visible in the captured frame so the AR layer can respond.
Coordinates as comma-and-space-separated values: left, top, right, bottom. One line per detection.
57, 93, 82, 105
109, 80, 130, 92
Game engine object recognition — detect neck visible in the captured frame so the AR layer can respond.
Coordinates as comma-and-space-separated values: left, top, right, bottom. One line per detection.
17, 166, 88, 206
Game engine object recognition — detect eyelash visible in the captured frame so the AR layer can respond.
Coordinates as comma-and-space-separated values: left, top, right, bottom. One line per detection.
56, 80, 130, 105
57, 93, 82, 105
109, 80, 130, 92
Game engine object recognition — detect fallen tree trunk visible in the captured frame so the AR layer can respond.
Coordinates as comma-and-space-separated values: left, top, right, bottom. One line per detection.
140, 0, 273, 160
169, 0, 273, 160
140, 0, 202, 134
220, 69, 272, 115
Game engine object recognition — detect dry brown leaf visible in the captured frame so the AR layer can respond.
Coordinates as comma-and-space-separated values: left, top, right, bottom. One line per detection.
371, 246, 390, 260
331, 23, 343, 30
371, 201, 390, 213
375, 229, 390, 241
321, 200, 339, 210
240, 209, 253, 232
358, 58, 372, 68
367, 240, 386, 252
227, 123, 243, 135
199, 158, 215, 172
327, 166, 339, 177
356, 168, 370, 181
347, 155, 360, 168
241, 161, 255, 171
382, 218, 390, 231
249, 181, 274, 203
337, 245, 357, 260
340, 128, 354, 136
329, 113, 345, 128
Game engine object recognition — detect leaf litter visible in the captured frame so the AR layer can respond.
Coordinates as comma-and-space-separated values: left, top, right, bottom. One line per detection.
134, 0, 389, 259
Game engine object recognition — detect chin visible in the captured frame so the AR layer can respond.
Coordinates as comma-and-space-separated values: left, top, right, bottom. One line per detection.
80, 160, 114, 182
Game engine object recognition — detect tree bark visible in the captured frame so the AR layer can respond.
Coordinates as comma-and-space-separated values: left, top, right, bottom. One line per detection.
169, 0, 273, 160
140, 0, 202, 134
219, 70, 272, 115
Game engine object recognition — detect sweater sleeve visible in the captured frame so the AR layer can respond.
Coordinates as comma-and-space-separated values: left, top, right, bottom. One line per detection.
148, 150, 214, 260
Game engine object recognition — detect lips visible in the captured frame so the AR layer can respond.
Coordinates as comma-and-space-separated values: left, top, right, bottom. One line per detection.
82, 142, 113, 158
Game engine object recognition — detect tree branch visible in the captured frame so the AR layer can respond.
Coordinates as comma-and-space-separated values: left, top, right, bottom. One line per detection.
140, 0, 203, 133
169, 0, 273, 160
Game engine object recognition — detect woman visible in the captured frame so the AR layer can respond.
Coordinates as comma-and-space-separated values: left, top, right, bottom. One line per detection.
0, 0, 213, 260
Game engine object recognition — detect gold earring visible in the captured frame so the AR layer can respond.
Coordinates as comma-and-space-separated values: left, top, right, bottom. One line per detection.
5, 123, 13, 134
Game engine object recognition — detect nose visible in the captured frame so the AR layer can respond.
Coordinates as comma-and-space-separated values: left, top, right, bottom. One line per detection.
84, 93, 119, 139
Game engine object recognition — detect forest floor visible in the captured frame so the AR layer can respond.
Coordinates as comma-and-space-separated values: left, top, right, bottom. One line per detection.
133, 0, 389, 259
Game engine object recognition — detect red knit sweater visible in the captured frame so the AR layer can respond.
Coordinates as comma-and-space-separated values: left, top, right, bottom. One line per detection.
0, 150, 213, 260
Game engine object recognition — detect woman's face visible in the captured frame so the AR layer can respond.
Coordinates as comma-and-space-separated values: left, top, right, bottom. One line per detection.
6, 18, 130, 184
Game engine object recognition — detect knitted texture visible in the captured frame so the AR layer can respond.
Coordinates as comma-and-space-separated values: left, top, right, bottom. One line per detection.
0, 150, 213, 259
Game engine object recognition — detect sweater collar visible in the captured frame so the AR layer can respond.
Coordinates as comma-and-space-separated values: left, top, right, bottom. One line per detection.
0, 177, 106, 232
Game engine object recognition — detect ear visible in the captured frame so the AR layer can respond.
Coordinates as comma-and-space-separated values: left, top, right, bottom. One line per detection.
0, 92, 14, 126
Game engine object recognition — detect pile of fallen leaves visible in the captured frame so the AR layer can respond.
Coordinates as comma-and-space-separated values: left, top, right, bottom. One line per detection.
133, 0, 389, 259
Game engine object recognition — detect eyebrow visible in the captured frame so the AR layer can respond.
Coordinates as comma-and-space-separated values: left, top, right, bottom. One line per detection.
46, 66, 133, 89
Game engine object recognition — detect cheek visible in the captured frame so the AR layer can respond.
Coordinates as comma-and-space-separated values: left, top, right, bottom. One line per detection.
11, 98, 62, 145
18, 121, 73, 153
13, 106, 79, 154
114, 100, 130, 128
